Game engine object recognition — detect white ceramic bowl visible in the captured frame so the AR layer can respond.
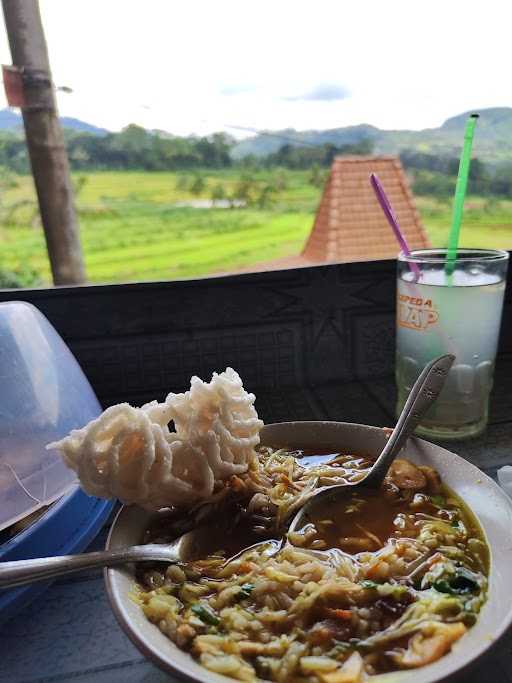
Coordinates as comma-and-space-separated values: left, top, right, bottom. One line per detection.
105, 421, 512, 683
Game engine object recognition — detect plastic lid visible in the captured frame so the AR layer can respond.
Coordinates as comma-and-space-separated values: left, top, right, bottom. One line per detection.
0, 301, 102, 531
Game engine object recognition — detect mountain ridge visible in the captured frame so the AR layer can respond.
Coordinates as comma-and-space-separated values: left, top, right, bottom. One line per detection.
0, 108, 108, 136
1, 106, 511, 163
231, 108, 512, 163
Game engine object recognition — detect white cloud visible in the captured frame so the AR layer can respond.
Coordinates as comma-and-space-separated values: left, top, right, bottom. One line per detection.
0, 0, 510, 135
283, 84, 350, 102
219, 84, 259, 97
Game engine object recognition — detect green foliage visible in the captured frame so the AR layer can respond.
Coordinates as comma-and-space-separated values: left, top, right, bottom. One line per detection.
68, 144, 90, 166
411, 170, 454, 199
274, 171, 289, 191
308, 163, 327, 188
62, 127, 234, 172
231, 125, 380, 160
238, 154, 259, 170
73, 175, 88, 197
210, 183, 226, 201
0, 167, 18, 190
190, 174, 206, 196
0, 265, 42, 289
400, 150, 459, 175
175, 174, 189, 191
0, 128, 375, 175
265, 138, 374, 170
1, 198, 39, 227
256, 184, 276, 209
0, 134, 29, 173
233, 174, 256, 204
484, 197, 500, 214
3, 107, 512, 180
489, 163, 512, 196
401, 150, 511, 197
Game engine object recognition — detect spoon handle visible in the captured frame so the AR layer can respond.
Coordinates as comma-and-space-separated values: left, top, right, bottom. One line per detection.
364, 353, 455, 488
0, 544, 179, 589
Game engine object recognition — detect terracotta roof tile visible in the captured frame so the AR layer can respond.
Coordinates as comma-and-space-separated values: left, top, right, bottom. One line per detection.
222, 156, 430, 275
301, 156, 430, 262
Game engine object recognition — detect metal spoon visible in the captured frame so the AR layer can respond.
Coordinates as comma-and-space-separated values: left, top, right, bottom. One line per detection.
0, 524, 205, 589
223, 352, 455, 563
287, 353, 454, 536
0, 354, 453, 589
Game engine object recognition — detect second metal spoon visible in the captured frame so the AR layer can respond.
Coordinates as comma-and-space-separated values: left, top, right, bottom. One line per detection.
287, 353, 455, 535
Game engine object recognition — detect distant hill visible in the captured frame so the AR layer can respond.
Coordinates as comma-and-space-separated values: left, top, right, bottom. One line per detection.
0, 108, 21, 130
60, 116, 108, 135
2, 105, 512, 164
231, 108, 512, 164
0, 108, 108, 136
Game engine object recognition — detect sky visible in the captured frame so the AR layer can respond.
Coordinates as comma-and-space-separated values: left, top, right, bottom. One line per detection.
0, 0, 511, 137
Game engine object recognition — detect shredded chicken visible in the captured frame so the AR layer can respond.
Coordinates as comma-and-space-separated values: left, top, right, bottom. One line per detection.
387, 459, 427, 491
390, 621, 467, 668
319, 652, 364, 683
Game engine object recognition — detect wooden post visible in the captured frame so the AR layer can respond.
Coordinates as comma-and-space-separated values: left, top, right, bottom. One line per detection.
2, 0, 86, 285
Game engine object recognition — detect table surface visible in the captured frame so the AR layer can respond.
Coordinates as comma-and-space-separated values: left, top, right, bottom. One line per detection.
1, 418, 512, 683
0, 255, 511, 681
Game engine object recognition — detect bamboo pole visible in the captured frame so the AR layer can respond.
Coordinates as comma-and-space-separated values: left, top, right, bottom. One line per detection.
2, 0, 86, 285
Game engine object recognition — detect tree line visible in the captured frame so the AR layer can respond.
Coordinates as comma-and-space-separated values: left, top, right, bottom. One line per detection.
400, 150, 512, 198
1, 123, 512, 196
0, 125, 233, 173
0, 124, 374, 174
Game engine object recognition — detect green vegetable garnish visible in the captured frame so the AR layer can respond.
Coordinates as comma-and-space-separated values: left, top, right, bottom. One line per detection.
431, 495, 446, 508
451, 568, 480, 594
451, 520, 460, 528
433, 568, 480, 595
328, 642, 351, 659
191, 604, 220, 625
377, 582, 409, 599
360, 580, 378, 589
238, 583, 255, 599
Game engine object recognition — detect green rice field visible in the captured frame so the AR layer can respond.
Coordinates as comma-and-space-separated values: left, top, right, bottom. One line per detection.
1, 170, 511, 285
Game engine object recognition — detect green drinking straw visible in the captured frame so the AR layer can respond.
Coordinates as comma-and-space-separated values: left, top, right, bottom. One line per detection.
445, 113, 479, 276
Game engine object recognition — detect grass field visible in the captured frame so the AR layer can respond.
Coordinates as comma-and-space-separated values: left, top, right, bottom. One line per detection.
1, 170, 511, 285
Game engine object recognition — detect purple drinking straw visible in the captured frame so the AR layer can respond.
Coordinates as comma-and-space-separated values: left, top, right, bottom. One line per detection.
370, 173, 421, 281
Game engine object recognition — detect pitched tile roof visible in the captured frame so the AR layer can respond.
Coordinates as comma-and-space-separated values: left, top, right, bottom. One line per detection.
301, 155, 431, 263
220, 155, 431, 275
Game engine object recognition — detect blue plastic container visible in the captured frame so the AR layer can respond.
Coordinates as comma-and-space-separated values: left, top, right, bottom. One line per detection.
0, 301, 114, 623
0, 488, 113, 624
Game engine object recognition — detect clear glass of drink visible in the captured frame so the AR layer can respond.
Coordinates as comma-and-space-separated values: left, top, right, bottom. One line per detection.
396, 248, 509, 440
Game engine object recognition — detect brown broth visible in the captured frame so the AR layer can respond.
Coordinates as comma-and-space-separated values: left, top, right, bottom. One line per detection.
144, 450, 373, 561
146, 448, 488, 570
301, 489, 434, 552
146, 503, 270, 561
296, 482, 488, 570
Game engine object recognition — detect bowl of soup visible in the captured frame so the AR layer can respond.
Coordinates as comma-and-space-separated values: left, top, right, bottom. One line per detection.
105, 421, 512, 683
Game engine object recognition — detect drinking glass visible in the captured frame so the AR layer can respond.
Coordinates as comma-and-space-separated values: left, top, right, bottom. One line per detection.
396, 248, 509, 440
